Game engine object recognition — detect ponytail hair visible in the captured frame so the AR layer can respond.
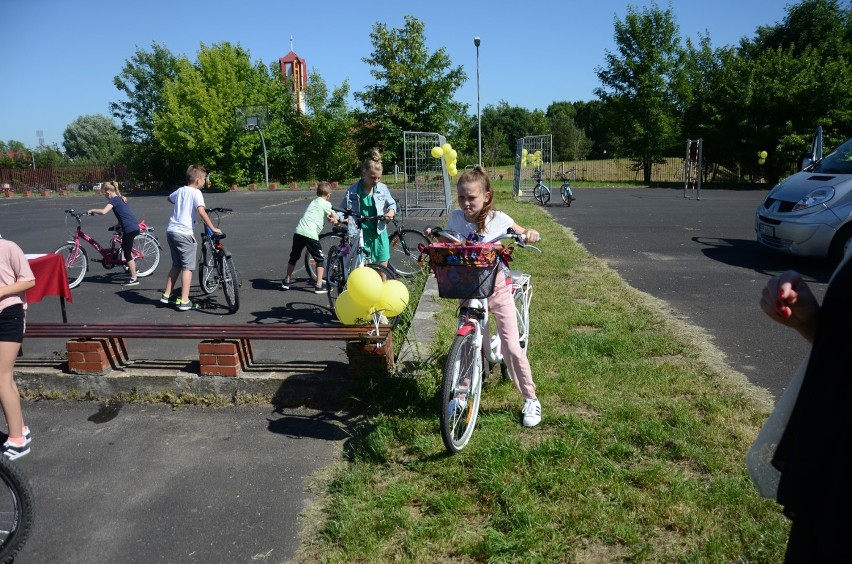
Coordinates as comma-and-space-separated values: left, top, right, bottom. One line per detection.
104, 181, 128, 204
456, 165, 494, 234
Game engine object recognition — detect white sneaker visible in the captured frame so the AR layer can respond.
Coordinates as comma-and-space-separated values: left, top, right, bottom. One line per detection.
447, 396, 467, 419
522, 398, 542, 427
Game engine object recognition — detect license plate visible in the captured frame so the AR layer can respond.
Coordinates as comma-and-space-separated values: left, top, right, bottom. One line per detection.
759, 223, 774, 237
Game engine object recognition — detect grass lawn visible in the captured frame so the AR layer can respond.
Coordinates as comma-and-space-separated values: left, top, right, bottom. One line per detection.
294, 183, 788, 562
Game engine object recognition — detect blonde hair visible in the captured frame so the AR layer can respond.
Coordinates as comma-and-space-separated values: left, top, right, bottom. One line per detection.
316, 181, 332, 197
186, 164, 208, 185
457, 165, 494, 234
361, 148, 383, 177
104, 181, 128, 204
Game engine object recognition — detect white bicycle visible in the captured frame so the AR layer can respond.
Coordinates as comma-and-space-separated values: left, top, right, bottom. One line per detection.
423, 229, 540, 453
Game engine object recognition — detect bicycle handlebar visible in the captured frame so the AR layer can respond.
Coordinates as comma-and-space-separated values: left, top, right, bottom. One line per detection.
331, 207, 388, 226
204, 207, 233, 214
426, 227, 542, 252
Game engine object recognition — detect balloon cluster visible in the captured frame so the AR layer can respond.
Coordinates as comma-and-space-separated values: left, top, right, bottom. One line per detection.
334, 267, 410, 325
757, 150, 768, 165
431, 143, 459, 177
521, 148, 543, 168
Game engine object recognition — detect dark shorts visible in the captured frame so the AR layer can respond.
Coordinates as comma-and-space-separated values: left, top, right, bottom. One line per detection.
0, 304, 25, 343
288, 233, 324, 267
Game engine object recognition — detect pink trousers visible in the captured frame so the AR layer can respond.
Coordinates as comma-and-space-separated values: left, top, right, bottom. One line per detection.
480, 271, 537, 400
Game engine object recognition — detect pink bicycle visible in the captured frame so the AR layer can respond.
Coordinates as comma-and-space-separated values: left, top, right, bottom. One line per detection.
54, 209, 162, 289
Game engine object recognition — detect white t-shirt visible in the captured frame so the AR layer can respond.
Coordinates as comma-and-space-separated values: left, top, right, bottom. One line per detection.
166, 186, 206, 236
446, 210, 514, 243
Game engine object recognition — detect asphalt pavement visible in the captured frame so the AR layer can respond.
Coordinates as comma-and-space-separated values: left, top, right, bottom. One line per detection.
546, 186, 833, 398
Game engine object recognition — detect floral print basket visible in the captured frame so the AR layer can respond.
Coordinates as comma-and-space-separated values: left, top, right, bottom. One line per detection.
420, 242, 513, 299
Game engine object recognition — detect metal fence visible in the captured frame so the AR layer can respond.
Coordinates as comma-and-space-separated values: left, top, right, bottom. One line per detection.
0, 165, 131, 192
402, 131, 453, 216
513, 135, 553, 200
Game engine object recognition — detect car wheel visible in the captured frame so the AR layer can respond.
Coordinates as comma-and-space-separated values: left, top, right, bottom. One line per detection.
829, 224, 852, 265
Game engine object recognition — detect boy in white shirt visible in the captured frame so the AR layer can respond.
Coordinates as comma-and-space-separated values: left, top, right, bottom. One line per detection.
161, 165, 221, 311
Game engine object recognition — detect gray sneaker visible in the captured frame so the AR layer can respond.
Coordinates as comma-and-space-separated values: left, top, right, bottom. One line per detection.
122, 278, 140, 287
176, 299, 198, 311
314, 282, 328, 294
281, 278, 291, 290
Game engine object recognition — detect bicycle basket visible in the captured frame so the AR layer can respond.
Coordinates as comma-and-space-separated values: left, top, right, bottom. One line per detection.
420, 242, 513, 299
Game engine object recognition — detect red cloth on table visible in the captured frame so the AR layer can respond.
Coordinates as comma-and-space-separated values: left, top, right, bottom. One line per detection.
25, 254, 72, 304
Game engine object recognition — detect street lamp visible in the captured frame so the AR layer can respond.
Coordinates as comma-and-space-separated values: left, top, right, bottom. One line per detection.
474, 37, 481, 166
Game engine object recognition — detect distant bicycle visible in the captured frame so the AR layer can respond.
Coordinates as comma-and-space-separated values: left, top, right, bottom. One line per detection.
0, 456, 34, 563
531, 167, 551, 206
198, 207, 240, 313
54, 209, 161, 289
556, 165, 577, 206
306, 216, 429, 282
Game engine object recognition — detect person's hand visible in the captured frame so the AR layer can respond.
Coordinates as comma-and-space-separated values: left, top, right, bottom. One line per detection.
383, 214, 394, 224
523, 229, 541, 243
212, 227, 222, 235
759, 270, 820, 341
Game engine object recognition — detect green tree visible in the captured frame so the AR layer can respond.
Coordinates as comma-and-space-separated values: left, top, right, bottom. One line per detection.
481, 102, 544, 160
111, 43, 180, 182
297, 73, 357, 182
63, 114, 123, 164
154, 42, 279, 186
595, 3, 684, 182
355, 15, 468, 166
547, 102, 593, 161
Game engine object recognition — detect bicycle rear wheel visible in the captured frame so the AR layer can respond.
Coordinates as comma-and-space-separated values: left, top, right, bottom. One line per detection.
388, 229, 430, 278
199, 238, 218, 294
440, 330, 484, 453
220, 255, 240, 313
53, 243, 88, 289
560, 183, 575, 206
131, 233, 160, 277
533, 184, 550, 206
0, 457, 35, 563
305, 231, 344, 283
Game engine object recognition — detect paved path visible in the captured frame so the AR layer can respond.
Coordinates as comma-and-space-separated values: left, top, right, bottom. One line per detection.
546, 187, 833, 398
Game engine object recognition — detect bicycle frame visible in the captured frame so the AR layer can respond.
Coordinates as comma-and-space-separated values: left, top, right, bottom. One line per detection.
62, 211, 152, 267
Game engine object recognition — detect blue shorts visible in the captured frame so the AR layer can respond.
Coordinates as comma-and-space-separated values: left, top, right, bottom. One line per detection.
167, 232, 197, 270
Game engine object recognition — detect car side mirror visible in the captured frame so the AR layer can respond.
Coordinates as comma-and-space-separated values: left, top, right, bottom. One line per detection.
800, 154, 814, 171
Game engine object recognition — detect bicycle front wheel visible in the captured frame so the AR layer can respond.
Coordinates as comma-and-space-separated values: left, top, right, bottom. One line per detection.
533, 184, 550, 206
0, 457, 35, 563
305, 231, 344, 283
220, 255, 240, 313
440, 330, 484, 454
131, 233, 160, 277
325, 246, 345, 311
388, 229, 430, 278
54, 243, 88, 289
199, 238, 218, 294
561, 183, 575, 206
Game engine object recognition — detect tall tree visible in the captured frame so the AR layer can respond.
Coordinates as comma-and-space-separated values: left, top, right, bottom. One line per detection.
153, 42, 279, 186
546, 102, 593, 161
355, 15, 468, 166
111, 43, 180, 181
63, 114, 123, 164
595, 3, 684, 182
297, 73, 358, 182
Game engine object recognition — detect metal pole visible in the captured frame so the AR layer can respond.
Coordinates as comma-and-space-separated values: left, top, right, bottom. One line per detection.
474, 37, 481, 166
257, 129, 269, 188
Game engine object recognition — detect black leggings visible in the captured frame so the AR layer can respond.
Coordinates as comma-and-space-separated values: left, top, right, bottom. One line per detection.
122, 230, 140, 262
287, 233, 324, 267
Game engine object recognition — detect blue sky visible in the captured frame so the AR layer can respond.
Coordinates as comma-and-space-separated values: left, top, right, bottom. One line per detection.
1, 0, 792, 149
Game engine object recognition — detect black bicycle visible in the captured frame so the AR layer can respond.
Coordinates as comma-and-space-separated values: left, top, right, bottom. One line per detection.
305, 215, 429, 283
198, 207, 241, 313
0, 456, 34, 563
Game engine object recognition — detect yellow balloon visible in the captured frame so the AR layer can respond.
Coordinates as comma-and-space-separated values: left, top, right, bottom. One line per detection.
335, 290, 373, 325
441, 143, 452, 154
758, 158, 766, 165
374, 280, 409, 318
448, 149, 457, 162
759, 150, 768, 159
346, 266, 383, 307
431, 146, 444, 159
522, 148, 528, 156
448, 165, 457, 176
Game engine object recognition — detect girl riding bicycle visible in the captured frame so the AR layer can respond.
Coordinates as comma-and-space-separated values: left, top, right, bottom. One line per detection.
87, 182, 141, 286
430, 165, 543, 427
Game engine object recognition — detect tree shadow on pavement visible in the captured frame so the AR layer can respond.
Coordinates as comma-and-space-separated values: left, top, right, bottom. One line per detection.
692, 236, 834, 283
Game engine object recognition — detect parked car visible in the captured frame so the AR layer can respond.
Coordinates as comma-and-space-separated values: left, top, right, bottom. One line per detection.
755, 130, 852, 264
